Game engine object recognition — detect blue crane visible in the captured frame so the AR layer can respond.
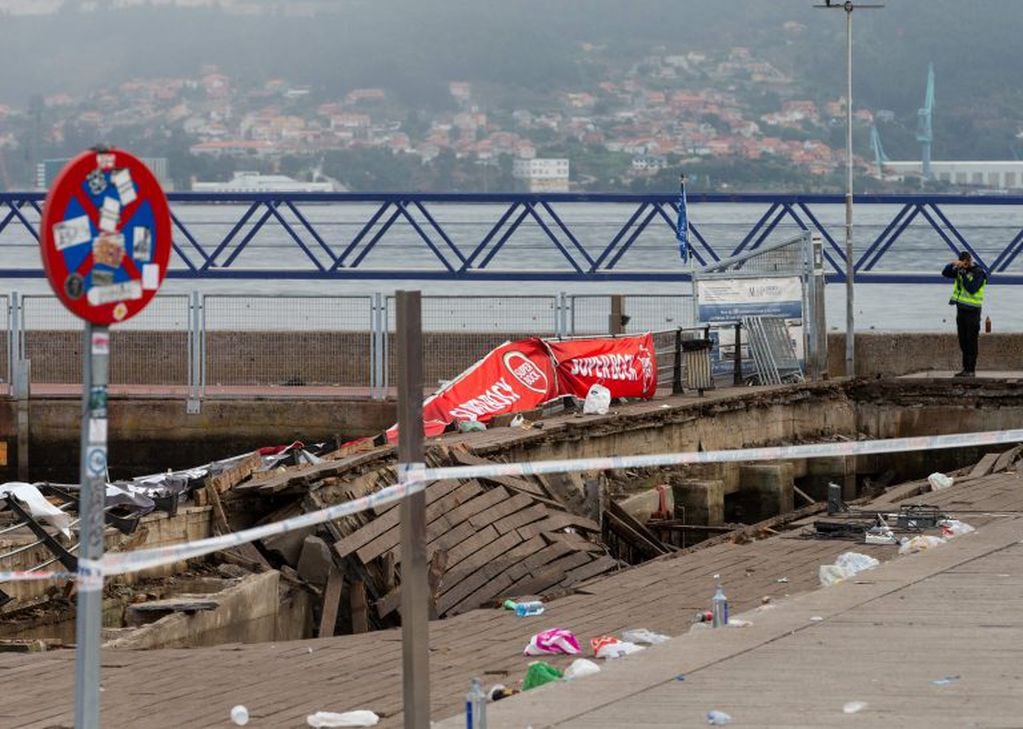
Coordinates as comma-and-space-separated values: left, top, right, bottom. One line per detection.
869, 124, 889, 177
916, 62, 935, 180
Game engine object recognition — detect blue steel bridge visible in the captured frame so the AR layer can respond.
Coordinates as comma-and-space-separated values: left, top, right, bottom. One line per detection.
2, 191, 1023, 283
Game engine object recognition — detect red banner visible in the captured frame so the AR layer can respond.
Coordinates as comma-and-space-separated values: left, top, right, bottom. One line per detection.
387, 338, 559, 442
547, 333, 657, 400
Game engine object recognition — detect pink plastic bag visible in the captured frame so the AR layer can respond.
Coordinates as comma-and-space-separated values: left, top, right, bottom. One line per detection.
523, 628, 581, 656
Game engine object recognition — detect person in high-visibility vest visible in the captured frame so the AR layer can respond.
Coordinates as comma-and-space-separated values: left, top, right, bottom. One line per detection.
941, 251, 987, 377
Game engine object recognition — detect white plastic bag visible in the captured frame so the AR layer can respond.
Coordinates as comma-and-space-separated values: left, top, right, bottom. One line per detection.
621, 628, 670, 645
898, 535, 946, 555
939, 519, 975, 538
834, 552, 880, 575
582, 384, 611, 415
307, 711, 380, 728
595, 640, 644, 659
927, 472, 954, 491
563, 658, 601, 679
818, 563, 849, 587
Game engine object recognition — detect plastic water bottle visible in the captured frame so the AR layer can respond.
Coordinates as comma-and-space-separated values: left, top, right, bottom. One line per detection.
711, 577, 729, 628
465, 677, 487, 729
514, 600, 545, 617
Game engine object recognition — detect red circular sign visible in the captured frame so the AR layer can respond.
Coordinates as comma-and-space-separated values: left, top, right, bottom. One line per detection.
40, 149, 171, 325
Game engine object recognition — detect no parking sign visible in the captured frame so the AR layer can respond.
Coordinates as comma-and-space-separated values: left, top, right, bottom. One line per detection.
40, 148, 171, 324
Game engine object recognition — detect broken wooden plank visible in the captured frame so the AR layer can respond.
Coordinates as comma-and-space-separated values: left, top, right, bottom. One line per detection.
439, 530, 524, 595
451, 450, 546, 496
207, 452, 262, 494
515, 511, 600, 541
607, 501, 670, 556
318, 567, 344, 638
467, 493, 534, 530
560, 555, 620, 585
352, 481, 484, 563
508, 551, 592, 596
350, 579, 369, 634
333, 479, 464, 558
492, 503, 549, 535
992, 444, 1023, 473
548, 531, 604, 553
604, 511, 670, 559
969, 452, 1002, 479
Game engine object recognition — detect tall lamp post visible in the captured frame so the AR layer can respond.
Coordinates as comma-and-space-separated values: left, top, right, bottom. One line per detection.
814, 0, 883, 377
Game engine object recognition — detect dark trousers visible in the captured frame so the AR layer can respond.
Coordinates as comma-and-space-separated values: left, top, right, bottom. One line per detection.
956, 306, 981, 372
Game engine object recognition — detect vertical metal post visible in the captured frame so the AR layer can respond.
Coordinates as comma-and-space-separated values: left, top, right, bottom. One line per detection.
372, 293, 384, 399
609, 294, 625, 335
396, 291, 429, 729
187, 291, 201, 414
672, 328, 683, 395
74, 324, 109, 729
844, 5, 856, 377
733, 322, 743, 386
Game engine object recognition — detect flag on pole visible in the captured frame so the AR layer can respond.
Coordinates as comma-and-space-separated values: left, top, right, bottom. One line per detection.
675, 179, 689, 262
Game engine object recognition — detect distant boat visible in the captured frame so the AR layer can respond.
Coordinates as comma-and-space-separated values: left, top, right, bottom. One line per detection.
191, 171, 335, 193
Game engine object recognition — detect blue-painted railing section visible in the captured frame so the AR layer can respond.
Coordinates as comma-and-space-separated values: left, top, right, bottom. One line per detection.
3, 191, 1023, 283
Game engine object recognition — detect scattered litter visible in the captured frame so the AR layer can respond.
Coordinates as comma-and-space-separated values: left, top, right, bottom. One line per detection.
707, 709, 733, 725
563, 658, 602, 680
582, 383, 611, 415
927, 472, 954, 491
810, 616, 824, 622
776, 577, 789, 583
931, 674, 961, 686
727, 618, 753, 628
487, 684, 519, 701
306, 710, 379, 727
621, 628, 670, 645
865, 524, 897, 545
843, 701, 867, 714
457, 420, 486, 433
524, 628, 581, 656
761, 596, 772, 605
591, 635, 645, 659
230, 705, 249, 726
693, 610, 713, 624
509, 600, 545, 617
510, 414, 526, 428
899, 535, 947, 555
522, 661, 563, 691
819, 552, 880, 586
675, 674, 686, 681
939, 519, 976, 538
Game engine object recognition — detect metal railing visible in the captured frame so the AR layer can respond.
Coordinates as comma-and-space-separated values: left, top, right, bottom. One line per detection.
4, 291, 711, 405
5, 191, 1023, 283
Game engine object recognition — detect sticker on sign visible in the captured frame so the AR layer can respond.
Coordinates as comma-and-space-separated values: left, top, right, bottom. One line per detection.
87, 280, 142, 306
52, 215, 92, 251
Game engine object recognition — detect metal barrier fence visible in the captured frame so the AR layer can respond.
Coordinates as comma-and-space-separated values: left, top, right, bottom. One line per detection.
5, 291, 704, 403
201, 295, 374, 391
384, 295, 563, 389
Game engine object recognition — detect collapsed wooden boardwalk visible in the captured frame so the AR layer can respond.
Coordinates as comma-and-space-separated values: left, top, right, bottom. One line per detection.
0, 467, 1019, 728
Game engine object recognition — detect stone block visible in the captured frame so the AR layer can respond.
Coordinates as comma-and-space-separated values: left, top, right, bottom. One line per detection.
296, 535, 334, 586
738, 463, 794, 522
672, 480, 725, 526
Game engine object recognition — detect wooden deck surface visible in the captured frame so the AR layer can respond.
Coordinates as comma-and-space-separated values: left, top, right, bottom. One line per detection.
0, 470, 1019, 728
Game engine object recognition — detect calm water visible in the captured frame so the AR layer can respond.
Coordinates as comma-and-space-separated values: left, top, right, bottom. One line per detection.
2, 201, 1021, 332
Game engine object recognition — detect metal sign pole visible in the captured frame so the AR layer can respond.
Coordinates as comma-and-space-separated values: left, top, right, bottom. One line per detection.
73, 323, 109, 729
397, 290, 430, 729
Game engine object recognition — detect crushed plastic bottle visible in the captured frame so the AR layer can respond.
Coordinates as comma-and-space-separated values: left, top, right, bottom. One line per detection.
515, 600, 545, 617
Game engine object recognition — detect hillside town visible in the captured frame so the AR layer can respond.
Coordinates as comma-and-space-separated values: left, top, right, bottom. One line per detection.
0, 34, 906, 192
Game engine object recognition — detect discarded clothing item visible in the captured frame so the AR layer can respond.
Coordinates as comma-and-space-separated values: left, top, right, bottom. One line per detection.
306, 710, 379, 727
563, 658, 601, 680
899, 535, 947, 555
457, 420, 487, 433
522, 661, 563, 691
621, 628, 670, 645
0, 482, 72, 537
105, 483, 156, 516
927, 472, 953, 491
524, 628, 581, 656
